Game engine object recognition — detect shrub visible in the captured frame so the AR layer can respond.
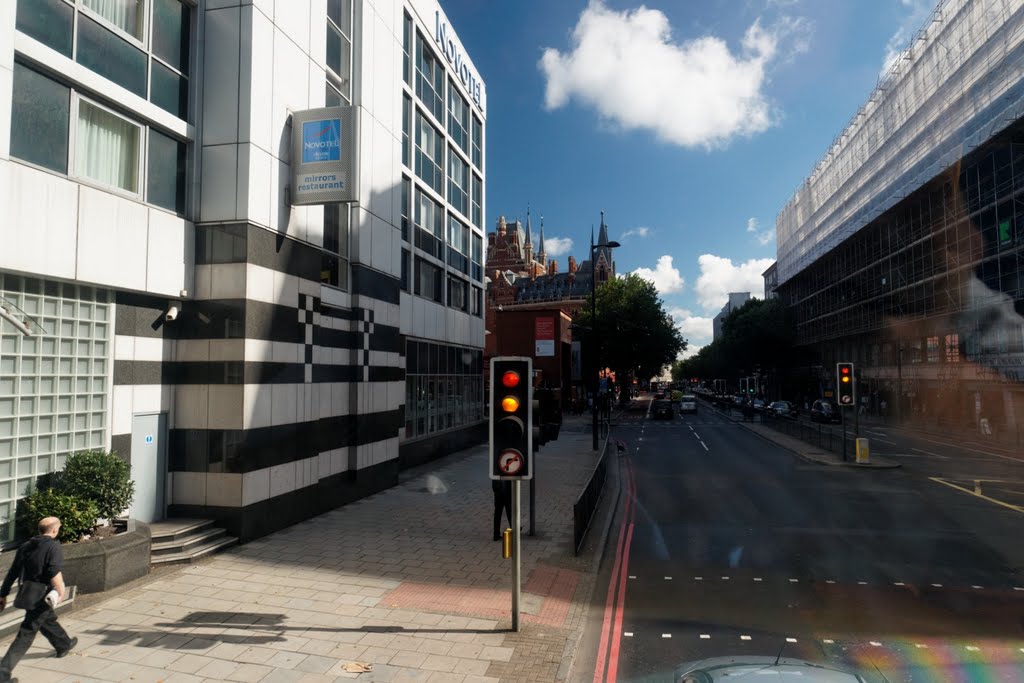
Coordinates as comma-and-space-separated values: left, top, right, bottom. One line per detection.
58, 451, 135, 520
18, 489, 99, 543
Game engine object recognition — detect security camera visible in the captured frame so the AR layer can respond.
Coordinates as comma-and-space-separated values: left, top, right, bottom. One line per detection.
165, 305, 179, 322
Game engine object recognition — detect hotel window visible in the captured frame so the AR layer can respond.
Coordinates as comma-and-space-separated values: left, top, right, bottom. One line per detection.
15, 0, 192, 119
471, 115, 482, 168
401, 94, 412, 168
75, 98, 142, 195
326, 0, 352, 102
414, 191, 443, 259
448, 147, 469, 217
471, 174, 482, 228
415, 32, 444, 122
447, 276, 468, 312
147, 128, 187, 214
401, 248, 411, 292
402, 12, 412, 86
447, 216, 468, 275
471, 286, 482, 317
321, 204, 350, 291
471, 232, 483, 282
401, 176, 411, 242
415, 111, 443, 194
9, 63, 70, 174
448, 83, 470, 154
405, 340, 483, 438
415, 258, 443, 303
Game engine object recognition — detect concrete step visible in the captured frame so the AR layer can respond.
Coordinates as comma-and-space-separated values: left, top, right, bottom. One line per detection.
150, 527, 229, 556
150, 535, 238, 565
149, 518, 215, 545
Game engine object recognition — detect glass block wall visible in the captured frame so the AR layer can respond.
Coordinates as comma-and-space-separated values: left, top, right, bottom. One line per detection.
0, 275, 111, 541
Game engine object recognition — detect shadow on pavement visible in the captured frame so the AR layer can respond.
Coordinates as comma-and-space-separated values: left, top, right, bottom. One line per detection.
81, 611, 513, 649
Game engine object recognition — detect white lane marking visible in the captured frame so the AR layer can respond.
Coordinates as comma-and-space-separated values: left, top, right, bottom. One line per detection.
966, 645, 980, 652
624, 632, 633, 637
740, 635, 752, 641
700, 634, 711, 639
721, 576, 730, 580
894, 582, 905, 586
1015, 587, 1024, 591
870, 641, 882, 647
689, 425, 695, 432
972, 585, 983, 589
699, 440, 709, 451
924, 439, 1024, 463
872, 438, 897, 445
823, 639, 835, 644
826, 580, 836, 584
662, 633, 672, 639
912, 447, 948, 458
664, 576, 672, 580
915, 643, 928, 649
628, 575, 636, 580
858, 581, 868, 585
931, 583, 943, 588
694, 576, 703, 581
786, 638, 798, 643
867, 430, 888, 437
753, 578, 762, 582
789, 579, 799, 583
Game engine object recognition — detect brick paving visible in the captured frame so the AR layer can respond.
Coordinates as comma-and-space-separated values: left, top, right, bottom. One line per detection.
1, 418, 615, 683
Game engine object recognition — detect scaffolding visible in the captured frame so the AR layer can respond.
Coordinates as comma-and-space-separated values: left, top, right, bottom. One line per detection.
776, 0, 1024, 286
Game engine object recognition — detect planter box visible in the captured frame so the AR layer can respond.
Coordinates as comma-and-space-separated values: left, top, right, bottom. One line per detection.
0, 520, 152, 595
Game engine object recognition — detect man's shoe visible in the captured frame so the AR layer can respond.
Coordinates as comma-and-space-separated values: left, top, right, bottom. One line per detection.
56, 636, 78, 658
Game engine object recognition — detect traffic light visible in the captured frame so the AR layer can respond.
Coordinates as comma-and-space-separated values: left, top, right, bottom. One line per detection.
490, 357, 532, 480
836, 362, 855, 406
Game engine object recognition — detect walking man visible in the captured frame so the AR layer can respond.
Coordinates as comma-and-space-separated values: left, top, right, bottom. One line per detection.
0, 516, 77, 682
492, 479, 512, 541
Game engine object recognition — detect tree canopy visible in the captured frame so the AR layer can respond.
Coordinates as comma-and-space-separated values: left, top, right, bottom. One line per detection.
672, 297, 807, 383
575, 274, 685, 386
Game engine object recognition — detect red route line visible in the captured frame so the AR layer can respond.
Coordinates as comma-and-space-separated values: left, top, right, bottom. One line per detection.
593, 457, 636, 683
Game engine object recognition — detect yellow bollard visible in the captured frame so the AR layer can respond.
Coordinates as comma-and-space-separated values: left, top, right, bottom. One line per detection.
502, 528, 512, 559
855, 438, 870, 463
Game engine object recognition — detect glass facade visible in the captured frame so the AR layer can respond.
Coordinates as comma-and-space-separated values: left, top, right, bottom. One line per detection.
404, 340, 483, 439
0, 275, 111, 543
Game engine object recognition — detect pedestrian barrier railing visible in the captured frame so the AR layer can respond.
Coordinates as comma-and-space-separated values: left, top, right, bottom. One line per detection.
573, 435, 609, 555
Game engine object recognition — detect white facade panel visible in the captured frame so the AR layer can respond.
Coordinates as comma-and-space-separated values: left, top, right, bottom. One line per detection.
274, 0, 311, 53
200, 144, 240, 221
76, 187, 149, 291
146, 209, 193, 297
272, 28, 310, 166
246, 8, 276, 152
1, 163, 79, 280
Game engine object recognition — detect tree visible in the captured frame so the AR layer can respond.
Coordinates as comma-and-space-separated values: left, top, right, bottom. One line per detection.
575, 275, 685, 400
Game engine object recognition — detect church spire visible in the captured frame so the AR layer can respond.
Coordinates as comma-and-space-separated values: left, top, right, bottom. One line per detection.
537, 215, 546, 264
524, 206, 533, 246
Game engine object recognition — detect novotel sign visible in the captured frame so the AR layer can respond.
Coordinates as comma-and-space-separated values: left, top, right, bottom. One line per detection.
290, 106, 359, 206
434, 11, 484, 112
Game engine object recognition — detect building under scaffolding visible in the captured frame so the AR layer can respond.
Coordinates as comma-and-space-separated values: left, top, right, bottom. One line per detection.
773, 0, 1024, 437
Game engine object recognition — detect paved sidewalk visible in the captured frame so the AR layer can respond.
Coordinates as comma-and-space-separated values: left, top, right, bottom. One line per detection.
3, 426, 611, 683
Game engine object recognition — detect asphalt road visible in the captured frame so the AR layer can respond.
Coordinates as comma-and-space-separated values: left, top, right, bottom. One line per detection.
585, 396, 1024, 683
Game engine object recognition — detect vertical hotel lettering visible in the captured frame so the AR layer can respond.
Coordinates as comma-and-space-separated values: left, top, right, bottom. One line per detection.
435, 11, 483, 110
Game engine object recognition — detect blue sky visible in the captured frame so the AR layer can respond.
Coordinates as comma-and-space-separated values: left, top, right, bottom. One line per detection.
442, 0, 936, 356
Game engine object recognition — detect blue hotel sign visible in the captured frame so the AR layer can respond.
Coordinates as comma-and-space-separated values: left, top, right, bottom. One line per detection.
290, 106, 358, 205
302, 119, 341, 163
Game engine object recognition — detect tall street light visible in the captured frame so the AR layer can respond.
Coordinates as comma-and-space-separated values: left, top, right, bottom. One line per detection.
591, 237, 621, 450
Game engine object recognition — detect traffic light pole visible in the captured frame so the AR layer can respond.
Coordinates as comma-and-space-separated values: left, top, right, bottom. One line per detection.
512, 480, 521, 632
529, 469, 535, 537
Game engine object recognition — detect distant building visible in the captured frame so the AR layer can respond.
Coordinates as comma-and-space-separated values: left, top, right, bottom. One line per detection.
712, 293, 751, 341
762, 262, 778, 300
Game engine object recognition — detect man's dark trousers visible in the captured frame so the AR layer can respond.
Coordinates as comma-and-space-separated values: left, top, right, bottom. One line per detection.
492, 480, 512, 540
0, 602, 72, 680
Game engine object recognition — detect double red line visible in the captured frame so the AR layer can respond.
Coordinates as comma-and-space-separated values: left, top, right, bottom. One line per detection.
593, 457, 637, 683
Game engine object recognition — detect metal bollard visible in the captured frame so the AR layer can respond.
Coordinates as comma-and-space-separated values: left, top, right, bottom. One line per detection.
502, 528, 512, 559
855, 438, 870, 463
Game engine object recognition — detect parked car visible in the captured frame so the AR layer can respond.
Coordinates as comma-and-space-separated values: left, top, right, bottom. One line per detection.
810, 399, 843, 424
680, 395, 697, 414
752, 398, 766, 411
769, 400, 799, 419
654, 392, 666, 400
651, 399, 673, 420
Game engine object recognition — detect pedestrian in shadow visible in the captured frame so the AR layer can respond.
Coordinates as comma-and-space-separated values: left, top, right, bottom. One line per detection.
0, 516, 78, 683
492, 479, 512, 541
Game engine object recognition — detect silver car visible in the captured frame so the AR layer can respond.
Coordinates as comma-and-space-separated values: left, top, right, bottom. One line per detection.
677, 656, 867, 682
680, 395, 697, 414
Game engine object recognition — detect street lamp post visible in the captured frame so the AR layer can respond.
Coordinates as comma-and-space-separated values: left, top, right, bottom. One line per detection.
590, 238, 621, 450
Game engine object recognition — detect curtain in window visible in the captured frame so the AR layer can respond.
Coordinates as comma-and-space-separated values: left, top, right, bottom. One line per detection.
83, 0, 144, 38
76, 101, 139, 192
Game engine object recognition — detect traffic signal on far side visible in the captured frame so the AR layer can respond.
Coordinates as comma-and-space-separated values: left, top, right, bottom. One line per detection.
836, 362, 855, 406
490, 357, 532, 480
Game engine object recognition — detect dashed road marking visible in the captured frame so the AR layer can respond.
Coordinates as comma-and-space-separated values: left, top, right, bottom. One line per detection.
753, 577, 762, 582
966, 646, 980, 652
870, 642, 882, 647
931, 583, 942, 587
786, 638, 798, 643
740, 635, 752, 641
699, 634, 710, 639
694, 576, 703, 581
894, 582, 905, 586
915, 644, 928, 649
823, 639, 835, 644
624, 632, 633, 637
662, 633, 672, 639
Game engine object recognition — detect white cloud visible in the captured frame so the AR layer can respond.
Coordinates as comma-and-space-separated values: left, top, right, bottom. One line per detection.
632, 255, 685, 295
879, 0, 932, 79
668, 307, 714, 341
539, 1, 809, 149
694, 254, 775, 311
544, 236, 574, 257
621, 226, 650, 240
746, 216, 775, 246
680, 344, 704, 360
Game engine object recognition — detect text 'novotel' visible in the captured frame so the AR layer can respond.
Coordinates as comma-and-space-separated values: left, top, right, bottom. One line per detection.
435, 11, 483, 111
